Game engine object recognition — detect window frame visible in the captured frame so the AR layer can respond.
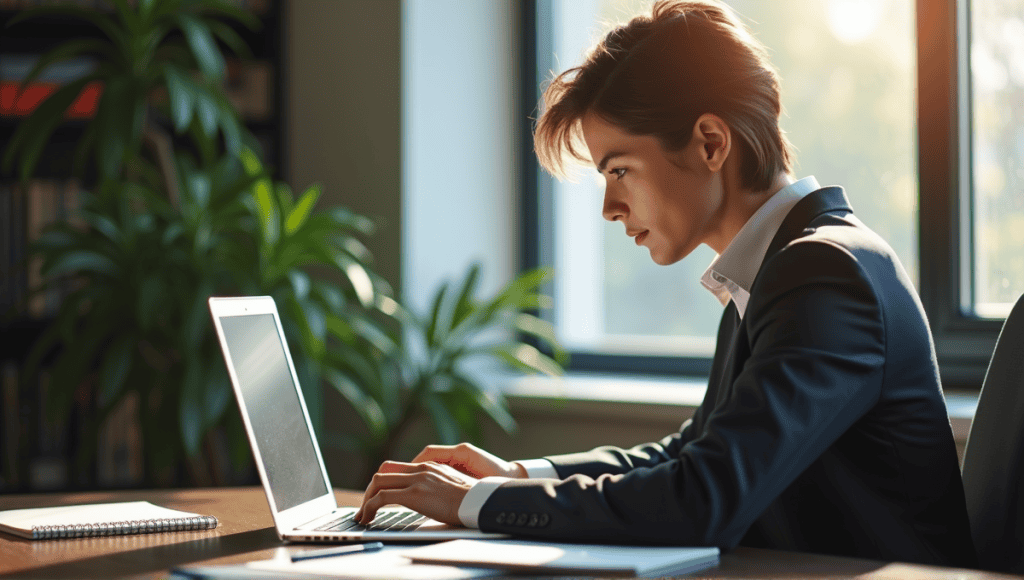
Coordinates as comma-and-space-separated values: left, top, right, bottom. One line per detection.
518, 0, 1003, 389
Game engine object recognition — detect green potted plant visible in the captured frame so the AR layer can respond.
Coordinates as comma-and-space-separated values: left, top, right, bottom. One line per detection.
4, 0, 566, 489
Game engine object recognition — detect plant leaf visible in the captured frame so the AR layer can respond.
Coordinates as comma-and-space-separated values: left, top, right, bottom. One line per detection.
450, 372, 515, 429
218, 99, 243, 154
289, 270, 311, 300
485, 267, 553, 317
98, 335, 133, 409
327, 207, 375, 235
251, 177, 279, 248
163, 64, 195, 133
286, 183, 321, 235
179, 358, 205, 458
422, 392, 460, 444
425, 282, 449, 349
514, 313, 568, 364
195, 88, 219, 138
334, 254, 376, 308
323, 368, 388, 442
41, 249, 119, 278
92, 76, 134, 180
450, 263, 481, 330
139, 0, 160, 24
202, 360, 231, 432
488, 343, 563, 377
205, 18, 252, 59
176, 13, 225, 80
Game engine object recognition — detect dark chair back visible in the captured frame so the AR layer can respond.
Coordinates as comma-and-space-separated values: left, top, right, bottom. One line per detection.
960, 292, 1024, 573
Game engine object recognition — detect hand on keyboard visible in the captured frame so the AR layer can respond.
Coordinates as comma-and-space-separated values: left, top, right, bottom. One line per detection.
355, 459, 479, 527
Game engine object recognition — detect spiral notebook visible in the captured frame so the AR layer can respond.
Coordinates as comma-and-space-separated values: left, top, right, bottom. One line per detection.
0, 501, 218, 540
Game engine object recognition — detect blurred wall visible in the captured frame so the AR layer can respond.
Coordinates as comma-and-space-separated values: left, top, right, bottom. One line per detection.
286, 0, 403, 293
401, 0, 518, 312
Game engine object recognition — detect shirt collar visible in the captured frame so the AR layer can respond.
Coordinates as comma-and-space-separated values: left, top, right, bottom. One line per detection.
700, 176, 821, 317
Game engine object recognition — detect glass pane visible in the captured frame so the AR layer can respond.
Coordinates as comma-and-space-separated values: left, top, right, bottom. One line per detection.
969, 0, 1024, 318
548, 0, 917, 356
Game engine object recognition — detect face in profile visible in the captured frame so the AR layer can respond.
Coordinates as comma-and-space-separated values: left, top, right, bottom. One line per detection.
581, 112, 727, 265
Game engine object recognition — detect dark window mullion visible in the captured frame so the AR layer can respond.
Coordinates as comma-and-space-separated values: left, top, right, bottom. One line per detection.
917, 0, 1000, 389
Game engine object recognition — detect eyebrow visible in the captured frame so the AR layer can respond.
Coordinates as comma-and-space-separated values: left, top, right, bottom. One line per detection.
596, 151, 627, 173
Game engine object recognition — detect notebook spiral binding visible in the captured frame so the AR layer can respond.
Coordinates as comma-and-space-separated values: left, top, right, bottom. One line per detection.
29, 515, 218, 540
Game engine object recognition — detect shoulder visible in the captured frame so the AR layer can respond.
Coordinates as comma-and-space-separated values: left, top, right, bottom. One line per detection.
744, 212, 914, 333
765, 208, 908, 283
754, 214, 886, 295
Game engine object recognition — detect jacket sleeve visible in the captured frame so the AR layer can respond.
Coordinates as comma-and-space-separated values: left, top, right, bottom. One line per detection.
541, 423, 696, 480
477, 239, 887, 547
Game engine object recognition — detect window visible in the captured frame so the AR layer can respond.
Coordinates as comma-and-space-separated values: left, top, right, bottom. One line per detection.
966, 0, 1024, 318
521, 0, 1020, 386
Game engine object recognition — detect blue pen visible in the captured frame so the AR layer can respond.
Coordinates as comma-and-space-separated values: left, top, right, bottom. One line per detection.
290, 541, 385, 562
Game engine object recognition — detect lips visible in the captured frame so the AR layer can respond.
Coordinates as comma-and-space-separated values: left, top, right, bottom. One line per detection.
633, 231, 648, 245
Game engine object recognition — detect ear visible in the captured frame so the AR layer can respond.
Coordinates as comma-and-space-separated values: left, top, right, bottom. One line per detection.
690, 113, 731, 173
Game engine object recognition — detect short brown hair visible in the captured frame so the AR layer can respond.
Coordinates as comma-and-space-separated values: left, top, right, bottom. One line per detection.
534, 0, 794, 191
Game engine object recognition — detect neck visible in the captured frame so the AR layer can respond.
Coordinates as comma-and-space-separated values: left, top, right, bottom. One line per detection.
706, 171, 794, 254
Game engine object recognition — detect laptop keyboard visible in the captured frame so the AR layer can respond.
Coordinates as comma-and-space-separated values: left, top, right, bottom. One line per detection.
311, 510, 426, 533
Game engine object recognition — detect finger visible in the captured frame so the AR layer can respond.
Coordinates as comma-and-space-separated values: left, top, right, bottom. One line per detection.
377, 460, 423, 474
411, 444, 455, 464
358, 469, 446, 524
359, 488, 405, 525
359, 468, 416, 510
358, 461, 417, 509
358, 470, 462, 525
359, 478, 438, 525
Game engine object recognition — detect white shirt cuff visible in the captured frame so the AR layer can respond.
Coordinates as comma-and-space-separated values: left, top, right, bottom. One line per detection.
458, 476, 511, 528
516, 458, 559, 479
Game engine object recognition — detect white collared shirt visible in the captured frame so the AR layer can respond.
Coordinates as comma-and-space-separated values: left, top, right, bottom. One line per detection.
456, 176, 821, 528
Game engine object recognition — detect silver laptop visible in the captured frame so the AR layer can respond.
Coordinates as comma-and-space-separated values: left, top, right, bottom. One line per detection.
208, 296, 509, 543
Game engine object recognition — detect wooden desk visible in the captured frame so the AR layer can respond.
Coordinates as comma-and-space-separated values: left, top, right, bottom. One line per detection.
0, 487, 1016, 579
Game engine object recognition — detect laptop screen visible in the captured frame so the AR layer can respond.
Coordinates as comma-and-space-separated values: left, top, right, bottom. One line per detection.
218, 313, 330, 512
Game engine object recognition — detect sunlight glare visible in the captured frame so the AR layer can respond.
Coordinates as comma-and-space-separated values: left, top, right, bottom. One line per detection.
825, 0, 884, 44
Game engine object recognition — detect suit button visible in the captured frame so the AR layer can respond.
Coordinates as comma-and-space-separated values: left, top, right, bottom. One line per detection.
515, 513, 528, 526
538, 514, 549, 527
527, 514, 539, 527
496, 512, 506, 524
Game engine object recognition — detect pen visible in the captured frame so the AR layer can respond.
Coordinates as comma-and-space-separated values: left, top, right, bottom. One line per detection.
290, 541, 385, 562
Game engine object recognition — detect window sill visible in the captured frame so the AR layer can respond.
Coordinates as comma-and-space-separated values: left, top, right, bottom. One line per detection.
499, 373, 978, 446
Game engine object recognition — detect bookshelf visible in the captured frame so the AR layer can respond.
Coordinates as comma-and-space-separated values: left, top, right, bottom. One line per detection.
0, 0, 283, 493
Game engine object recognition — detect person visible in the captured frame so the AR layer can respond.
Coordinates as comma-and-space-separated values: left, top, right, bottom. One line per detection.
355, 0, 977, 567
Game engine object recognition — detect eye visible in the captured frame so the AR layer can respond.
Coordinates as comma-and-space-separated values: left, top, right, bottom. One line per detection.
610, 167, 627, 180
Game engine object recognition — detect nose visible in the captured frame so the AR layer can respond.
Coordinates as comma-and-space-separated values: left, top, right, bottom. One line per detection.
602, 188, 628, 222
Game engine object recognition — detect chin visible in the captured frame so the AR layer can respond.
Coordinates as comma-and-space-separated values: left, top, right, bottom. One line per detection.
649, 250, 681, 266
648, 244, 689, 266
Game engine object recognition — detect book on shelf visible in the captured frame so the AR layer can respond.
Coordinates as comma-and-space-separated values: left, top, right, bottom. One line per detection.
0, 182, 27, 315
0, 184, 11, 314
0, 501, 218, 540
224, 59, 274, 122
11, 178, 83, 318
1, 362, 19, 491
0, 54, 102, 119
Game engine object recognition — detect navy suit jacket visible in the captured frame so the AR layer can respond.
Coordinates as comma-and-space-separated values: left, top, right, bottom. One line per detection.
479, 187, 977, 568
